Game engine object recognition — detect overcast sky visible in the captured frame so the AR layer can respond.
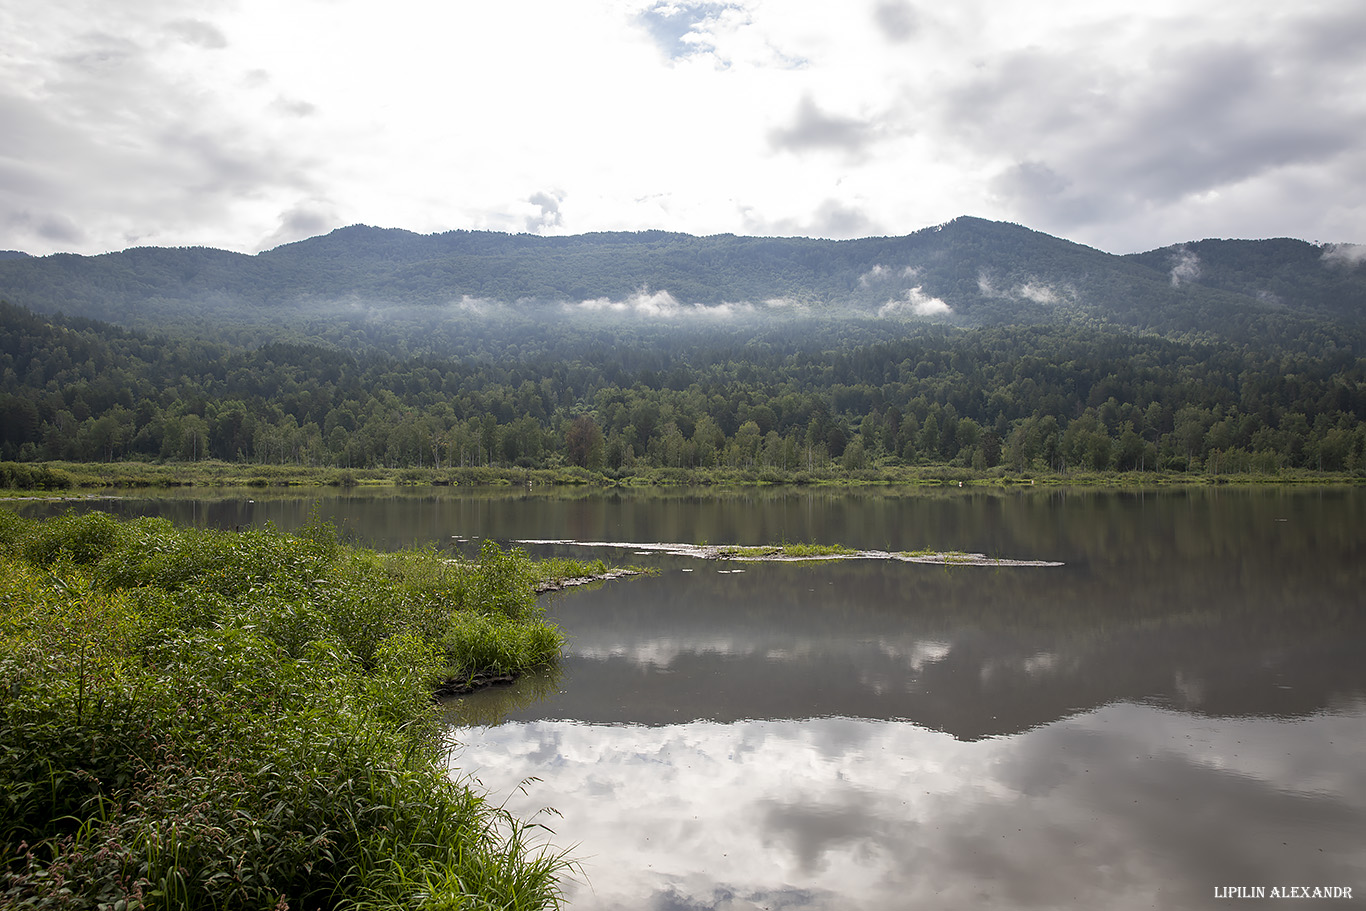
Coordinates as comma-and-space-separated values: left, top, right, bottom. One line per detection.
3, 0, 1364, 257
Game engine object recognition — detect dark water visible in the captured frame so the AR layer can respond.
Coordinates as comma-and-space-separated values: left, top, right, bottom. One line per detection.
20, 486, 1366, 909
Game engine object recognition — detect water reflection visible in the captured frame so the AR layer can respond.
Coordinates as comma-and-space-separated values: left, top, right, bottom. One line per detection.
453, 706, 1366, 911
472, 559, 1366, 735
20, 485, 1365, 568
20, 486, 1366, 907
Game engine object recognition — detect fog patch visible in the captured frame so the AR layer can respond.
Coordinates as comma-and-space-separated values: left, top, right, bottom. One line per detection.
455, 295, 494, 315
1321, 243, 1366, 268
859, 263, 920, 289
879, 287, 951, 317
977, 270, 1002, 298
978, 269, 1068, 304
571, 288, 753, 319
858, 264, 889, 287
1169, 248, 1201, 287
1018, 282, 1062, 305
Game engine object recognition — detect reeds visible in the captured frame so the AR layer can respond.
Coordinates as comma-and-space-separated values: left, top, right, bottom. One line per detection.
0, 509, 575, 909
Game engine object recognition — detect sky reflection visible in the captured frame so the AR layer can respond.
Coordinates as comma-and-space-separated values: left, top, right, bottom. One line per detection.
452, 705, 1366, 911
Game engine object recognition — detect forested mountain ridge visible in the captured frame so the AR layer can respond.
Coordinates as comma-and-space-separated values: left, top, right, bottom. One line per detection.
1, 217, 1362, 353
1, 217, 1363, 478
1124, 237, 1366, 327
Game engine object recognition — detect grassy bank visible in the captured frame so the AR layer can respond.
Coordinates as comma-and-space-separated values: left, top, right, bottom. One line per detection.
1, 459, 1362, 497
0, 510, 605, 909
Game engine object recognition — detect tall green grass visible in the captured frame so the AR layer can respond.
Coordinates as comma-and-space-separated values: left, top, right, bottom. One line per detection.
0, 509, 580, 909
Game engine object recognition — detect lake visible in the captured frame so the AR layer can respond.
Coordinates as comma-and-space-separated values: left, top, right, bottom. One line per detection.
21, 485, 1366, 910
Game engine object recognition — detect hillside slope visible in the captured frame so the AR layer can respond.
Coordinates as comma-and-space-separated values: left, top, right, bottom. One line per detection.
1, 218, 1362, 351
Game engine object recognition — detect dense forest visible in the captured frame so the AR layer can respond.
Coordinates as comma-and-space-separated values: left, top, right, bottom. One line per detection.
2, 299, 1363, 478
1, 217, 1363, 480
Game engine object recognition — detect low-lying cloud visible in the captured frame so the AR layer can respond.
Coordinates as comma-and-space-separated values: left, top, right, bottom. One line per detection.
858, 264, 890, 287
859, 263, 920, 287
570, 287, 755, 319
879, 286, 951, 317
1169, 248, 1201, 287
1017, 282, 1061, 304
977, 270, 1069, 304
1321, 243, 1366, 268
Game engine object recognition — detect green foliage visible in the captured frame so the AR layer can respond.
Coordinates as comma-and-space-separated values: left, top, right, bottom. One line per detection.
0, 461, 74, 490
1, 216, 1364, 483
718, 542, 859, 558
0, 511, 575, 909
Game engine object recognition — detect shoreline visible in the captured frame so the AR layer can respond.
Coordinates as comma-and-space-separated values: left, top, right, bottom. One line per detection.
2, 459, 1361, 497
438, 568, 645, 698
514, 539, 1064, 567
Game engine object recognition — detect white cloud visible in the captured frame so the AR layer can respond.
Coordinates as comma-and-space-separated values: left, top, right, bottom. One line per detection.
858, 264, 889, 287
2, 1, 1365, 255
572, 287, 752, 318
1169, 248, 1201, 287
978, 271, 1067, 304
526, 190, 565, 234
1321, 243, 1366, 268
1017, 282, 1061, 305
452, 705, 1366, 911
879, 286, 951, 317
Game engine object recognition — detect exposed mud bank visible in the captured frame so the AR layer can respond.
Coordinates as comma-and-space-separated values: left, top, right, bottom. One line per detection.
533, 569, 644, 593
515, 539, 1064, 567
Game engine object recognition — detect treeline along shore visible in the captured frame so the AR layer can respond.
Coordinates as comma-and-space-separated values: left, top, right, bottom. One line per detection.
2, 300, 1363, 483
0, 508, 618, 908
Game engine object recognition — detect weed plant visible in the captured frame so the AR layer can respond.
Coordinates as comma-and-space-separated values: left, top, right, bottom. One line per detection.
0, 509, 579, 909
716, 543, 859, 559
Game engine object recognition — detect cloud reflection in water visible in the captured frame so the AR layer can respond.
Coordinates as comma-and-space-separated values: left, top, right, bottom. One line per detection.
452, 705, 1366, 911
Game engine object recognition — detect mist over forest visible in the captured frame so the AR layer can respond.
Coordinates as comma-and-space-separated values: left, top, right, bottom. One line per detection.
1, 217, 1363, 478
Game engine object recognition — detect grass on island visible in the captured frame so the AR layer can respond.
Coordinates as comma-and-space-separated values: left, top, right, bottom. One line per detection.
714, 542, 975, 564
900, 547, 971, 562
0, 509, 603, 910
715, 542, 860, 559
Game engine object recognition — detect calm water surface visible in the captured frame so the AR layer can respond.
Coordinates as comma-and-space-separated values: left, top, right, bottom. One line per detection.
23, 486, 1366, 909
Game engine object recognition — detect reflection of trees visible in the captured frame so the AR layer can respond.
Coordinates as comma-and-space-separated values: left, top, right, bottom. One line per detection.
23, 488, 1366, 736
519, 488, 1366, 737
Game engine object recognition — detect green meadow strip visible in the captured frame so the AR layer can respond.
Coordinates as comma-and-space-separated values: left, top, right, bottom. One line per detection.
0, 509, 590, 909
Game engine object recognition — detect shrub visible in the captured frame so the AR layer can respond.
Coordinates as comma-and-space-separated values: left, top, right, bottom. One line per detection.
0, 511, 576, 909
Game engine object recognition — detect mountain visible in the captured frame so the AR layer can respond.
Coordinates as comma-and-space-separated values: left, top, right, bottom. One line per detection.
2, 218, 1363, 475
0, 217, 1362, 352
1124, 238, 1366, 326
